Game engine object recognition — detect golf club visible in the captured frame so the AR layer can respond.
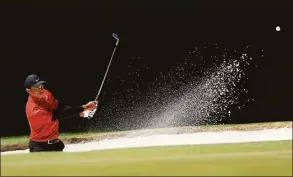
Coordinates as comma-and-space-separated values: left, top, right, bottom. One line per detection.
62, 33, 119, 120
95, 33, 120, 101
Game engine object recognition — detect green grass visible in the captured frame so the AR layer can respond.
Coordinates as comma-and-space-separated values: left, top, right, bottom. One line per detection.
1, 140, 292, 176
1, 136, 29, 146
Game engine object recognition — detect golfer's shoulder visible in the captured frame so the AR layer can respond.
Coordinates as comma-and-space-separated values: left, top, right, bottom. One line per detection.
44, 89, 54, 97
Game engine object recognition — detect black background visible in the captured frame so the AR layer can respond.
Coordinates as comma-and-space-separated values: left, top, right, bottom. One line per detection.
1, 1, 292, 136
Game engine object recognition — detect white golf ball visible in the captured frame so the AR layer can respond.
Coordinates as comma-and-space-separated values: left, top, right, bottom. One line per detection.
276, 26, 281, 31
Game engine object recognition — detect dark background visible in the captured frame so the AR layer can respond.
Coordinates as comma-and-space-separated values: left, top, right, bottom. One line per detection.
1, 1, 292, 136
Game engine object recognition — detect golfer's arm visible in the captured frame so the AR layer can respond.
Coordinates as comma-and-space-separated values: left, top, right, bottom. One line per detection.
52, 103, 84, 120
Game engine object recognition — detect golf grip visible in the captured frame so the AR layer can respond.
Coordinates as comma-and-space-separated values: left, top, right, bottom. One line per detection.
95, 45, 118, 101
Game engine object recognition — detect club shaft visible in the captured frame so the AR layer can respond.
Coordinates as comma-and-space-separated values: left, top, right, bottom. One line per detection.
95, 45, 118, 101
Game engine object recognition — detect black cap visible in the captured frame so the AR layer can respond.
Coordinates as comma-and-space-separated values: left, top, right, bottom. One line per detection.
24, 74, 47, 89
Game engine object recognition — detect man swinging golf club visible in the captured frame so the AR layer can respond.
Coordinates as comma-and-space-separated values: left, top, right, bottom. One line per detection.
24, 74, 97, 152
24, 33, 119, 153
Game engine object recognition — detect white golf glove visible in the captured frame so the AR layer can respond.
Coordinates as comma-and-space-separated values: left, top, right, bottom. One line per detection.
83, 108, 97, 119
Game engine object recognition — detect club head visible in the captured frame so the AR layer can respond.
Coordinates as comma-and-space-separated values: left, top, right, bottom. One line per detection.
112, 33, 119, 41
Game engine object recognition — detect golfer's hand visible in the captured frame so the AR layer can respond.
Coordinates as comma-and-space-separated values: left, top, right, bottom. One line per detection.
80, 108, 97, 119
82, 101, 98, 111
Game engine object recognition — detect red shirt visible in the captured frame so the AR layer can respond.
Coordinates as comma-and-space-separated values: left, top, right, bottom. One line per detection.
26, 89, 60, 142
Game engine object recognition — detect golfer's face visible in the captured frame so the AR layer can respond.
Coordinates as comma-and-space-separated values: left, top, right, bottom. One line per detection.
31, 84, 44, 94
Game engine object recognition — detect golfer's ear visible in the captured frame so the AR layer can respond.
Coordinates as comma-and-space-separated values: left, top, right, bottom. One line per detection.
26, 88, 31, 94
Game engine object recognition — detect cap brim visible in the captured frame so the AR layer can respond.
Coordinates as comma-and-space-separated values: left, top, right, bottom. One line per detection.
32, 81, 47, 88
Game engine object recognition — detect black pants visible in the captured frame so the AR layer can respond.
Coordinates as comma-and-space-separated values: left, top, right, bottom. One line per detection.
29, 139, 65, 152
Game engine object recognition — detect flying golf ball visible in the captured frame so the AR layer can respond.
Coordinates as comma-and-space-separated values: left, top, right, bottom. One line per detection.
276, 26, 281, 31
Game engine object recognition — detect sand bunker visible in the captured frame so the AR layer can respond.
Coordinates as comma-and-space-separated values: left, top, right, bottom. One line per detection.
1, 128, 292, 155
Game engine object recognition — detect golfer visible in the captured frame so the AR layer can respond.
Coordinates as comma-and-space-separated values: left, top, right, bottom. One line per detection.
24, 74, 97, 152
